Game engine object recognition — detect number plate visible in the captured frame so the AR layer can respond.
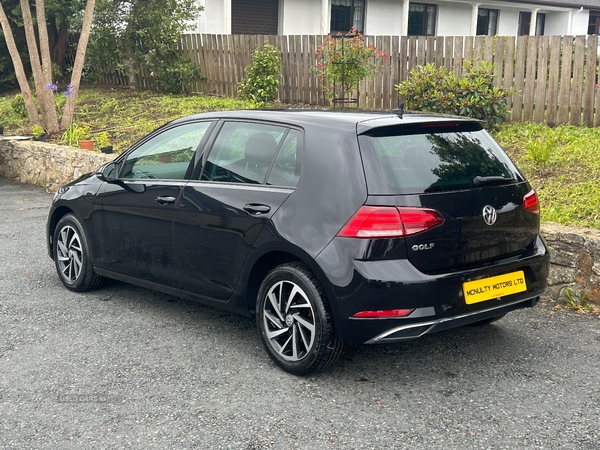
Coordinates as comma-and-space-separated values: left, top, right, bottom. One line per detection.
463, 271, 527, 305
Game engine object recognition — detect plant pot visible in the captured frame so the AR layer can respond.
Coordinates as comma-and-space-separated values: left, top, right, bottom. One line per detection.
79, 140, 94, 151
33, 134, 47, 142
159, 153, 172, 163
0, 126, 4, 135
100, 146, 113, 154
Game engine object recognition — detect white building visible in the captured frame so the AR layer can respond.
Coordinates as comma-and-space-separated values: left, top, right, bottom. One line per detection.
191, 0, 600, 36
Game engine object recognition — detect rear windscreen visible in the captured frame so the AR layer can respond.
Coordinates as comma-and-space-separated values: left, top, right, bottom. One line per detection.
358, 127, 524, 195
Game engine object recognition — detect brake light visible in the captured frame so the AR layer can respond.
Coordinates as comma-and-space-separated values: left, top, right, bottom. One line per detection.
338, 206, 444, 238
524, 190, 540, 215
352, 309, 414, 318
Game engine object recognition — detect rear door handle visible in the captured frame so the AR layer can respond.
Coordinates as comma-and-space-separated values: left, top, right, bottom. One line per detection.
243, 203, 271, 215
155, 196, 176, 205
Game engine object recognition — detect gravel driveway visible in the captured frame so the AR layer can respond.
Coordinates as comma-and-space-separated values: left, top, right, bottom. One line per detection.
1, 177, 599, 449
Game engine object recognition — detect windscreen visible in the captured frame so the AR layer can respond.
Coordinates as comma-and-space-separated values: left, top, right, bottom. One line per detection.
358, 126, 524, 195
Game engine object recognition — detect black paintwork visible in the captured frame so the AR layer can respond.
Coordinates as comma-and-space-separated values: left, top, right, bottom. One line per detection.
47, 110, 550, 345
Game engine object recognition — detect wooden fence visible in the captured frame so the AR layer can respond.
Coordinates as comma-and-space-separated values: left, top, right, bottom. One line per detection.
108, 34, 600, 127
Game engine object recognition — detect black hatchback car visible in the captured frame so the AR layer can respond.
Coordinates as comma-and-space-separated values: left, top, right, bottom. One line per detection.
47, 110, 550, 375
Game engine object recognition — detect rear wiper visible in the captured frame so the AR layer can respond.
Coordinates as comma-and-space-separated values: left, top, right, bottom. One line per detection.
471, 176, 514, 187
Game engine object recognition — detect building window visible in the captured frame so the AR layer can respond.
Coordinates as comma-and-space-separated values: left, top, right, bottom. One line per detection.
589, 11, 600, 35
477, 8, 498, 36
518, 11, 545, 36
330, 0, 365, 34
408, 3, 437, 36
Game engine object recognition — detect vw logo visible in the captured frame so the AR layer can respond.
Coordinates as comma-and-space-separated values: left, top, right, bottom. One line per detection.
482, 205, 497, 226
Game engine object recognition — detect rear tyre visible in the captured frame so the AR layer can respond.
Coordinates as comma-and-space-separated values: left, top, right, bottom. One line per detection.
256, 263, 345, 376
469, 313, 506, 326
53, 214, 104, 292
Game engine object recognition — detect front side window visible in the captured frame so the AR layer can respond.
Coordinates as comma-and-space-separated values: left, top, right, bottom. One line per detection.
408, 3, 437, 36
477, 8, 498, 36
119, 122, 211, 180
201, 122, 302, 186
330, 0, 365, 34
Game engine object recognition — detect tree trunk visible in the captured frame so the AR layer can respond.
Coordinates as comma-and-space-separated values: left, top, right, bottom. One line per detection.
0, 3, 41, 127
123, 3, 138, 90
35, 0, 60, 132
19, 0, 60, 134
60, 0, 95, 130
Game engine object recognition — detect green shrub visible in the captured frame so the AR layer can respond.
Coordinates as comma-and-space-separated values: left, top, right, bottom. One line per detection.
395, 61, 512, 128
11, 94, 28, 118
61, 123, 91, 147
238, 44, 282, 106
315, 30, 386, 102
31, 124, 45, 138
524, 137, 556, 170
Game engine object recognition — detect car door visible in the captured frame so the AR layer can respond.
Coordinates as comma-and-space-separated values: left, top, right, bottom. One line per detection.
172, 121, 303, 300
92, 121, 213, 285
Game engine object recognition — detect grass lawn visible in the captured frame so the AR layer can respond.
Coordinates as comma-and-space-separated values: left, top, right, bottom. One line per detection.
493, 123, 600, 230
0, 85, 598, 229
0, 84, 253, 152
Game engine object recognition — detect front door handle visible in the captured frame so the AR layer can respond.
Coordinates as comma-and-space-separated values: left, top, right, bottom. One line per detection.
155, 196, 176, 205
243, 203, 271, 215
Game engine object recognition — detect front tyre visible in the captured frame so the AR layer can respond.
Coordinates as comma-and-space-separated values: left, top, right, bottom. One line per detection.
256, 263, 345, 376
53, 214, 103, 292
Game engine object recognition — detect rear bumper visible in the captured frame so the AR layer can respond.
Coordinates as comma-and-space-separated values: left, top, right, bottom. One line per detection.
316, 235, 550, 344
364, 296, 538, 343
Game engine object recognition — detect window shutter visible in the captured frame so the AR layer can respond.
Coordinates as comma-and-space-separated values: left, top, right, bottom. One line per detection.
232, 0, 279, 35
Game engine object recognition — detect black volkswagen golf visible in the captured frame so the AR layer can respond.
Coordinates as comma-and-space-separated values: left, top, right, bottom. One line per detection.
47, 110, 550, 375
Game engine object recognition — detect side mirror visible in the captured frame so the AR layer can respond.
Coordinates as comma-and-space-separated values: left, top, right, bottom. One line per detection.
97, 162, 118, 182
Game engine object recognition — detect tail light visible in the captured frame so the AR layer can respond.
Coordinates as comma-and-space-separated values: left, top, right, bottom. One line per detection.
524, 190, 540, 215
338, 206, 444, 238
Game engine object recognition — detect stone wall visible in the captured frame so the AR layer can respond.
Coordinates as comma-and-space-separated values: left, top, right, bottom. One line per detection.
541, 222, 600, 304
0, 139, 114, 193
0, 139, 598, 304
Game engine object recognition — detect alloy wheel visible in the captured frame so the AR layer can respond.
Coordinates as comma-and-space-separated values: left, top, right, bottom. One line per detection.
262, 280, 316, 362
56, 225, 83, 283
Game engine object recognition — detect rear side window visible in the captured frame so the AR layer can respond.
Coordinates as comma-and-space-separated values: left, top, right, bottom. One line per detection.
201, 122, 302, 187
358, 127, 523, 194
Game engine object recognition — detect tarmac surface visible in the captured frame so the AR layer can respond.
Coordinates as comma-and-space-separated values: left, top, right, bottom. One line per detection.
1, 176, 599, 449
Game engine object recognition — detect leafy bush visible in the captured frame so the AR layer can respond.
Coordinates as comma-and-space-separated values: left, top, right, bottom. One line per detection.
86, 0, 203, 94
11, 94, 28, 118
238, 44, 282, 106
61, 123, 91, 147
396, 61, 512, 127
315, 29, 386, 102
524, 137, 556, 170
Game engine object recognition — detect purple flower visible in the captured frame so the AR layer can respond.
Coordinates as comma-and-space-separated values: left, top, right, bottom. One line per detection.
63, 84, 76, 97
46, 82, 58, 92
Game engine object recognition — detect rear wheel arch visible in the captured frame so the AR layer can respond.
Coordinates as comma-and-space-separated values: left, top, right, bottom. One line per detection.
244, 250, 338, 319
245, 251, 302, 316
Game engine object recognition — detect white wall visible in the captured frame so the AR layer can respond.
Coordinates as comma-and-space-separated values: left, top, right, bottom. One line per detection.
572, 9, 590, 35
545, 11, 570, 36
365, 0, 403, 35
497, 8, 519, 36
437, 2, 472, 36
281, 0, 322, 35
195, 0, 226, 34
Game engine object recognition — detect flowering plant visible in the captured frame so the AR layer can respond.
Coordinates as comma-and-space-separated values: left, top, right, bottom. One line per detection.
315, 28, 387, 103
46, 82, 76, 98
45, 82, 76, 123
